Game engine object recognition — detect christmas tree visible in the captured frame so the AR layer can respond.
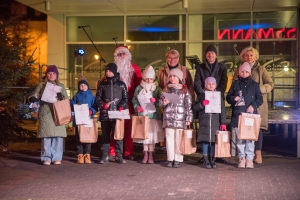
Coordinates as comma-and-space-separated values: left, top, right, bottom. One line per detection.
0, 13, 37, 150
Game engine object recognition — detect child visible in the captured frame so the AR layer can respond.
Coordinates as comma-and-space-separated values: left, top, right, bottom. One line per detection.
95, 63, 128, 164
132, 65, 164, 164
226, 62, 263, 169
159, 68, 193, 168
29, 65, 68, 165
70, 75, 97, 164
193, 77, 227, 169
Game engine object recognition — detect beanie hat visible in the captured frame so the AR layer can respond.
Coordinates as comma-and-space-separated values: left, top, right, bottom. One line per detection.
105, 63, 118, 75
169, 68, 183, 82
239, 62, 252, 74
45, 65, 58, 76
205, 77, 217, 87
77, 74, 89, 90
143, 65, 155, 80
205, 44, 217, 55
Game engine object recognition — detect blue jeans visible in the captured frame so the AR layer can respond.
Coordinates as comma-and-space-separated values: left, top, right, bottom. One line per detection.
234, 127, 255, 160
202, 143, 215, 156
41, 137, 63, 162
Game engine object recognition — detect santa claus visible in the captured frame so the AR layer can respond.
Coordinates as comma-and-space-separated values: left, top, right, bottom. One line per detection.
109, 46, 142, 160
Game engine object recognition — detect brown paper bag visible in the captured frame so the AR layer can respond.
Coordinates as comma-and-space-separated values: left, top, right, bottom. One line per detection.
78, 118, 98, 143
238, 113, 261, 141
114, 119, 125, 140
53, 99, 72, 126
179, 128, 196, 155
131, 116, 149, 140
214, 131, 231, 158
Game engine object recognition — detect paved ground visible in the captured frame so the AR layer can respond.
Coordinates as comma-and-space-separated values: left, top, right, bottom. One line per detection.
1, 140, 300, 200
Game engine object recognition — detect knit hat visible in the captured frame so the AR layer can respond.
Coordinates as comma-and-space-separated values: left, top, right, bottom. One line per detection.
205, 44, 217, 55
239, 62, 252, 74
105, 63, 118, 75
169, 68, 183, 82
143, 65, 155, 80
77, 74, 89, 90
205, 77, 217, 87
45, 65, 58, 76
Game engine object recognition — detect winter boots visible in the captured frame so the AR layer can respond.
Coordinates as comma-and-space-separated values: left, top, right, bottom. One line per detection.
238, 157, 245, 168
77, 154, 84, 164
99, 155, 109, 164
142, 151, 148, 164
254, 150, 262, 164
84, 154, 91, 164
148, 152, 154, 164
203, 155, 217, 169
246, 159, 254, 168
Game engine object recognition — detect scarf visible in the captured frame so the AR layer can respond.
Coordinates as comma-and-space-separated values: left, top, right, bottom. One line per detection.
139, 80, 157, 95
168, 83, 183, 90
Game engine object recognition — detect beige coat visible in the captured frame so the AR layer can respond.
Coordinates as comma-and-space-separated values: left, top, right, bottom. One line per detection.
157, 64, 195, 101
233, 62, 274, 130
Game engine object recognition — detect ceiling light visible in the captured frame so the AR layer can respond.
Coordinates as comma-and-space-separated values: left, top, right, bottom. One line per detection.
183, 0, 188, 9
45, 1, 50, 11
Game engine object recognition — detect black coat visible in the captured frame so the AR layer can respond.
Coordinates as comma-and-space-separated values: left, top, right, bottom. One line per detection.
194, 59, 228, 99
226, 77, 263, 128
193, 92, 226, 143
95, 73, 128, 121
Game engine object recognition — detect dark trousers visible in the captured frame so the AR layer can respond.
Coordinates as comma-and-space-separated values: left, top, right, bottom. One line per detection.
75, 127, 91, 154
101, 121, 123, 158
255, 129, 263, 151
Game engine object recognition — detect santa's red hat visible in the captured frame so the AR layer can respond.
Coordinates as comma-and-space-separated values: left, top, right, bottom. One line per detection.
115, 45, 128, 49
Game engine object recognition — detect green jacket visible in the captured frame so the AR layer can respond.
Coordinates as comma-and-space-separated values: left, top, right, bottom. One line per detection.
132, 85, 162, 121
31, 81, 69, 138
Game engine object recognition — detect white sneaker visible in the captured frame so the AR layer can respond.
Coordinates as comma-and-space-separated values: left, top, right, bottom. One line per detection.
53, 160, 61, 165
43, 160, 51, 165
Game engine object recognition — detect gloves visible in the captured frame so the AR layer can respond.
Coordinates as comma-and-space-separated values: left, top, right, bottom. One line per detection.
102, 103, 109, 110
29, 96, 39, 103
246, 105, 254, 114
220, 124, 227, 131
118, 107, 124, 112
89, 110, 92, 115
137, 106, 144, 113
56, 92, 64, 101
150, 98, 156, 103
202, 99, 210, 106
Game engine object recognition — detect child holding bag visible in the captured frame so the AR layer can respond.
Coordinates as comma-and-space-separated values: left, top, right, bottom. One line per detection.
70, 75, 97, 164
226, 62, 263, 169
193, 77, 227, 169
132, 66, 164, 164
159, 68, 193, 168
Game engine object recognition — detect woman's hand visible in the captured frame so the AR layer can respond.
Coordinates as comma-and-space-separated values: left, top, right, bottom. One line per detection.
246, 105, 254, 113
234, 96, 241, 101
163, 99, 170, 105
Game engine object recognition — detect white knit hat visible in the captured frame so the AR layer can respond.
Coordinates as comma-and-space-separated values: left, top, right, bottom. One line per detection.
143, 65, 155, 79
169, 68, 183, 82
239, 62, 252, 74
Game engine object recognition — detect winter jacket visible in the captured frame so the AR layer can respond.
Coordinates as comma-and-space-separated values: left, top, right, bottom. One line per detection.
132, 85, 162, 120
194, 59, 228, 99
70, 89, 97, 127
95, 73, 128, 122
31, 80, 69, 138
159, 86, 193, 129
193, 92, 226, 143
157, 64, 195, 101
226, 77, 263, 128
232, 62, 274, 130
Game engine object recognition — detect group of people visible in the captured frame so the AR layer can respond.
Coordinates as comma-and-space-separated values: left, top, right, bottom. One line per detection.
29, 44, 273, 169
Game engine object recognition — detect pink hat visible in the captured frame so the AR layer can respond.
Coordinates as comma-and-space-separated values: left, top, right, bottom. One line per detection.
239, 62, 252, 74
205, 77, 217, 86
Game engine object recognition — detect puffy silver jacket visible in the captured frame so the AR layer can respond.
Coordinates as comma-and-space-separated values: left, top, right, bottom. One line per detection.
159, 87, 193, 129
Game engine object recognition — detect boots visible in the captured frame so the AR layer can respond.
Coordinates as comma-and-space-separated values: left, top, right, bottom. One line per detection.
203, 155, 212, 169
209, 155, 217, 169
238, 157, 245, 168
148, 151, 154, 164
141, 151, 148, 164
246, 159, 254, 168
99, 155, 109, 164
77, 154, 84, 164
254, 150, 262, 164
84, 154, 91, 164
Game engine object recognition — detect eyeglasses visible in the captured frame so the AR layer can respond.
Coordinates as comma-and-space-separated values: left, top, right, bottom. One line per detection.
167, 56, 179, 60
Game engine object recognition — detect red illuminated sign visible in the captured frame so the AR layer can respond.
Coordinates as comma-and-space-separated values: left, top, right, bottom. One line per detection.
218, 27, 296, 40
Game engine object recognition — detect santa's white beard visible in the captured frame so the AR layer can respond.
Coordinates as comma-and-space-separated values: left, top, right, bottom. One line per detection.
115, 56, 134, 88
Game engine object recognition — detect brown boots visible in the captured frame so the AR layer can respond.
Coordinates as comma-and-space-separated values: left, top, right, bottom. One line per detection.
238, 157, 254, 168
254, 150, 262, 164
141, 151, 154, 164
77, 154, 91, 164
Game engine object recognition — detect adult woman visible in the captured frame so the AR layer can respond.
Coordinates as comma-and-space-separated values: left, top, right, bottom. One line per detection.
233, 47, 274, 164
29, 65, 69, 165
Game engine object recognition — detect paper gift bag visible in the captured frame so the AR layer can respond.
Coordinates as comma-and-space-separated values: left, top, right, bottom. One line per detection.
214, 130, 231, 158
179, 128, 196, 155
53, 99, 72, 126
114, 119, 125, 140
78, 118, 98, 143
131, 116, 149, 140
238, 113, 261, 141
